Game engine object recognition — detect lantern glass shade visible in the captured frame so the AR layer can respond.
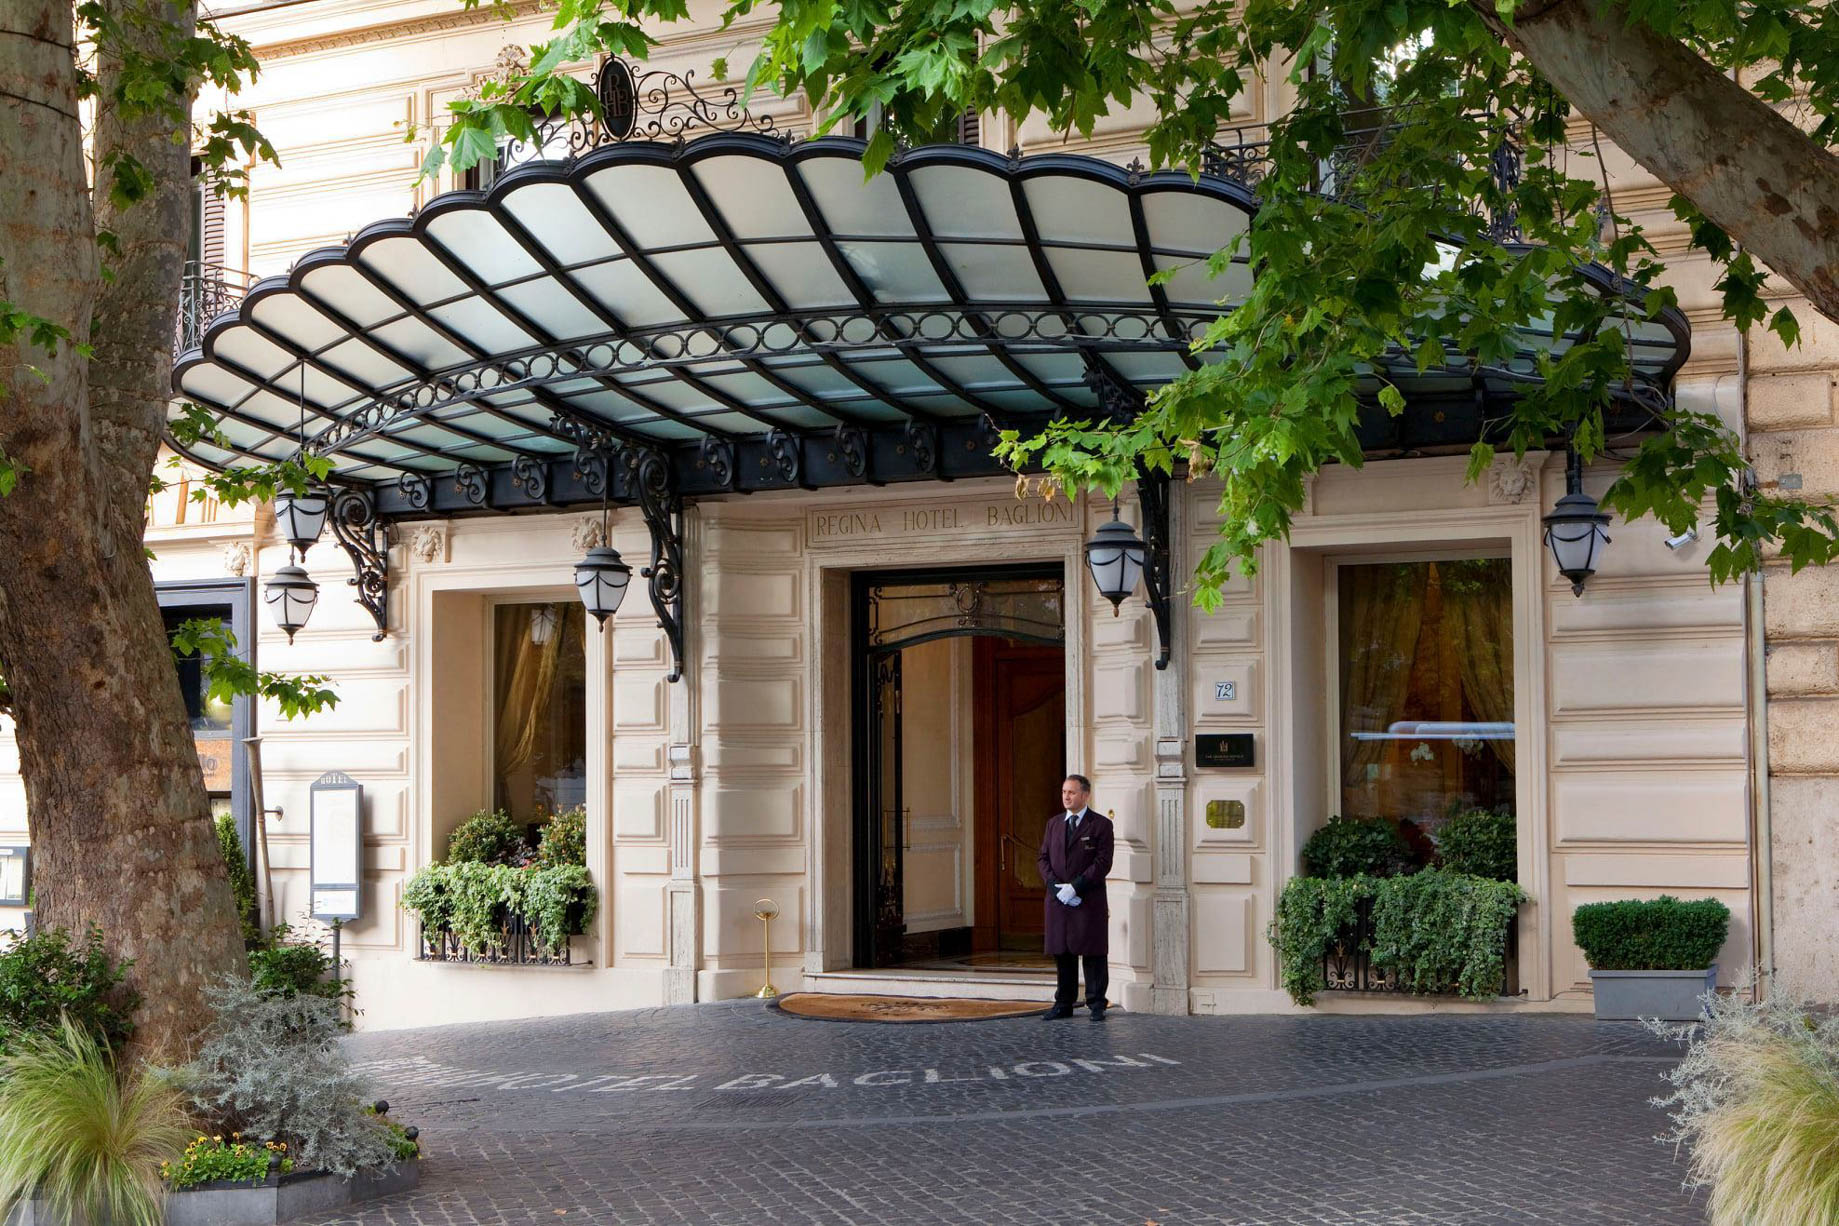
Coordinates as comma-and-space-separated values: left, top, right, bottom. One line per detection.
529, 603, 560, 645
1543, 491, 1612, 597
574, 547, 632, 626
1084, 516, 1147, 613
274, 489, 330, 555
263, 563, 319, 644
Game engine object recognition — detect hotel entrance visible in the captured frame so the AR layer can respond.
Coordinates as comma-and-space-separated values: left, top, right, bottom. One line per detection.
851, 565, 1066, 970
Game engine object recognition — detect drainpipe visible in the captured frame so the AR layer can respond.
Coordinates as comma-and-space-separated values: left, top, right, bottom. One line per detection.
1738, 330, 1776, 999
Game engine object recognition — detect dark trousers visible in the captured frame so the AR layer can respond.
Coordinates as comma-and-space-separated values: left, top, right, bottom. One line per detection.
1054, 953, 1108, 1010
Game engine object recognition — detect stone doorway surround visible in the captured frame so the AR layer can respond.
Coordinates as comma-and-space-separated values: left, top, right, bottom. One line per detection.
804, 482, 1118, 991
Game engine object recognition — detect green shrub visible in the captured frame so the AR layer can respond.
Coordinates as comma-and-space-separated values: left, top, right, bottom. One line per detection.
1299, 816, 1417, 879
536, 806, 587, 868
0, 1017, 190, 1226
216, 813, 263, 949
1435, 807, 1517, 882
0, 925, 138, 1055
1269, 870, 1525, 1005
248, 924, 350, 1007
445, 810, 530, 866
1653, 985, 1839, 1225
1572, 895, 1730, 970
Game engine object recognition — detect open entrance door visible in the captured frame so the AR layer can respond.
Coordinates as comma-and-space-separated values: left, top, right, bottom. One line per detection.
852, 567, 1065, 969
976, 638, 1062, 950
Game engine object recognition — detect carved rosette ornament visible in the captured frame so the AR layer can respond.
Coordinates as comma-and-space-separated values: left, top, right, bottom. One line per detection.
408, 524, 448, 564
571, 516, 607, 553
1487, 454, 1542, 505
222, 541, 251, 577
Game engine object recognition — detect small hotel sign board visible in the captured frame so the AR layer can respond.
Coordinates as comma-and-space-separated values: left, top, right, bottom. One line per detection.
309, 771, 363, 922
1195, 734, 1255, 769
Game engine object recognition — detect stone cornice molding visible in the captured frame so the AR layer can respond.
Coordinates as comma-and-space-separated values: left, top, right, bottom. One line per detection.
247, 0, 546, 61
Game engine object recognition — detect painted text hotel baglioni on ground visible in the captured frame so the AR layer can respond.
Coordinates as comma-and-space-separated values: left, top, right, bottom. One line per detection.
1, 0, 1830, 1029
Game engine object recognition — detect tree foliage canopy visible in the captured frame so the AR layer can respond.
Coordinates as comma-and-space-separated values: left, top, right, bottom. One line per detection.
436, 0, 1839, 601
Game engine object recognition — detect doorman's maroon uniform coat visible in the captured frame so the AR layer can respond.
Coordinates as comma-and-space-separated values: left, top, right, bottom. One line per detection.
1036, 810, 1115, 956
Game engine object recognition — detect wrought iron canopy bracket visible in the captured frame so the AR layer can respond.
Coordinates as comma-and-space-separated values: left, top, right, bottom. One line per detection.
627, 446, 687, 684
330, 486, 389, 641
1135, 468, 1173, 671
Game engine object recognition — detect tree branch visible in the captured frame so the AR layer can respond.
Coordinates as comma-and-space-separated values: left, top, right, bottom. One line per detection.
1474, 0, 1839, 322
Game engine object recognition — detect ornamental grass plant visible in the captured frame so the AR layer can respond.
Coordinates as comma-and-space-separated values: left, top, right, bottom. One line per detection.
1651, 984, 1839, 1226
0, 1016, 190, 1226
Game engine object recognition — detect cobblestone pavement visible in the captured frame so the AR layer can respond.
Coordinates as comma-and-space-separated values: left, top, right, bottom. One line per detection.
309, 1001, 1705, 1226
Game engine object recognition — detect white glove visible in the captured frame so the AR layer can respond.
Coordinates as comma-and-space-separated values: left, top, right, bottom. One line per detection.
1055, 883, 1078, 905
1066, 895, 1082, 907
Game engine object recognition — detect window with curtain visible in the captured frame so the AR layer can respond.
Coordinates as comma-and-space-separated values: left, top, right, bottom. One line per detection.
1337, 558, 1514, 829
492, 602, 588, 821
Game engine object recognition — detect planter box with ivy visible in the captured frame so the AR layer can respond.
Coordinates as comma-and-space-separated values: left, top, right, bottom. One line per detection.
1271, 870, 1526, 1005
401, 809, 597, 966
1572, 895, 1729, 1022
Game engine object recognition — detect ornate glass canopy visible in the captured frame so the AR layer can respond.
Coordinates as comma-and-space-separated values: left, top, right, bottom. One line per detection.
169, 131, 1687, 517
165, 68, 1689, 661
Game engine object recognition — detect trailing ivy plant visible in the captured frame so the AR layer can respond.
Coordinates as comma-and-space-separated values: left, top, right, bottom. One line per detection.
1269, 875, 1369, 1006
400, 861, 596, 957
1366, 870, 1526, 998
1270, 870, 1526, 1005
506, 864, 597, 956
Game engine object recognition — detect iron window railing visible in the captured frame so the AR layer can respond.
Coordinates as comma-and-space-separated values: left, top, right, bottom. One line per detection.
1321, 895, 1521, 997
416, 916, 581, 967
176, 261, 255, 356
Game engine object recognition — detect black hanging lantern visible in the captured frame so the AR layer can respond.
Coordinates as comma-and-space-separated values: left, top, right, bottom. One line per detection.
1543, 449, 1611, 597
1084, 501, 1148, 614
574, 547, 632, 627
273, 489, 330, 556
264, 563, 319, 644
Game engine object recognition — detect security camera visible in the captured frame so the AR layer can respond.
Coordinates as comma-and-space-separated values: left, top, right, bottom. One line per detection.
1664, 527, 1699, 551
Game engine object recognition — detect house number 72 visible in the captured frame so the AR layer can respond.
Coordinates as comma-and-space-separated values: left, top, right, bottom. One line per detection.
1214, 681, 1236, 701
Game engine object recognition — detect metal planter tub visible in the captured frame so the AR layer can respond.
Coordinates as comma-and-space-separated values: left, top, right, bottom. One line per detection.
1588, 966, 1718, 1022
5, 1160, 419, 1226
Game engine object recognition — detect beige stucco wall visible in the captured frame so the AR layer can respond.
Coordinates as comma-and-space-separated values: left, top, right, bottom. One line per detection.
0, 0, 1816, 1014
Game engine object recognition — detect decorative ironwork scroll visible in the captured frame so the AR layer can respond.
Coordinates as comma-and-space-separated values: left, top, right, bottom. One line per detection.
501, 57, 780, 165
331, 487, 389, 641
832, 424, 869, 481
452, 464, 490, 507
1135, 468, 1172, 671
553, 415, 618, 497
626, 445, 686, 684
510, 454, 550, 503
698, 435, 736, 490
1084, 353, 1146, 421
866, 577, 1064, 650
765, 428, 802, 486
396, 472, 433, 513
902, 419, 938, 475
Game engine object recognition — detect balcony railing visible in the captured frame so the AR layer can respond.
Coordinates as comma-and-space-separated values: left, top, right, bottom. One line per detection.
416, 916, 581, 967
176, 261, 254, 356
1321, 896, 1521, 997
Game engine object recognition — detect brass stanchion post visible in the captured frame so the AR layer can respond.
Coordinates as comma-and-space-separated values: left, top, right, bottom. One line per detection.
753, 898, 779, 999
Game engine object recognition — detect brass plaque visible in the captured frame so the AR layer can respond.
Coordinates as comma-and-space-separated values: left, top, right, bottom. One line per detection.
1205, 800, 1246, 830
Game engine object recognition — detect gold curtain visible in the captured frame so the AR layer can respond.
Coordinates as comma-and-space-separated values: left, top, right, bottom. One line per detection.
1339, 565, 1429, 778
1445, 566, 1516, 771
494, 604, 566, 784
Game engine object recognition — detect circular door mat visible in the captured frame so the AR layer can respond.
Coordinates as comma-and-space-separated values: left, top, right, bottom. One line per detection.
773, 993, 1046, 1023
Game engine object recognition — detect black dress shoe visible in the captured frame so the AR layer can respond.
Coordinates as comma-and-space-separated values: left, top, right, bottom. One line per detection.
1041, 1007, 1074, 1021
1087, 1006, 1107, 1022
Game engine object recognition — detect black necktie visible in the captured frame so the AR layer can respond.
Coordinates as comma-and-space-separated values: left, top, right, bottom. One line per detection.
1066, 813, 1079, 847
